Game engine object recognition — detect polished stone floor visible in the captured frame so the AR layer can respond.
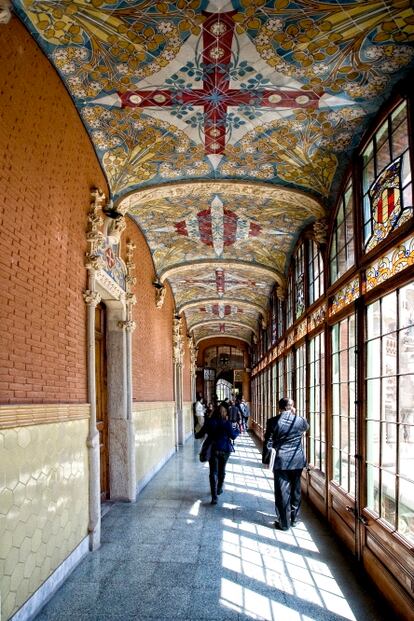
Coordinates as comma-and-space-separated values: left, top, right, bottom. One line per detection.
35, 433, 389, 621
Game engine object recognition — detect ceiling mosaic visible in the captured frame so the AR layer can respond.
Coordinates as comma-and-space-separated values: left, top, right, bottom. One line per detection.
185, 302, 260, 332
14, 0, 414, 345
121, 181, 324, 275
14, 0, 414, 201
193, 323, 254, 345
167, 263, 275, 319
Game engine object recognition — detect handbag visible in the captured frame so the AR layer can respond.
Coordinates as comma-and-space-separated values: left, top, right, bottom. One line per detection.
262, 438, 273, 465
199, 437, 212, 462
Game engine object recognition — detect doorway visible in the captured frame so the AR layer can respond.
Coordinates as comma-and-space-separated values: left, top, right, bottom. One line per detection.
95, 301, 109, 501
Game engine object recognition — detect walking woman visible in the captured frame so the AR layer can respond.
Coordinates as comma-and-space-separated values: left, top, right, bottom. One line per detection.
196, 404, 239, 504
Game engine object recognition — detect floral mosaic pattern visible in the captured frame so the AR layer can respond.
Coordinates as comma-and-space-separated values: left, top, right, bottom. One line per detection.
186, 304, 259, 332
126, 186, 323, 274
12, 0, 414, 341
167, 264, 275, 314
13, 0, 414, 202
193, 323, 254, 345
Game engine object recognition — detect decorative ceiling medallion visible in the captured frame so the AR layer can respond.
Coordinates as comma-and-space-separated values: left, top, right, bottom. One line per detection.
210, 21, 227, 36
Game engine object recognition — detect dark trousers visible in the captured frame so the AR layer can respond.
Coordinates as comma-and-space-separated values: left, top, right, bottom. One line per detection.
209, 451, 230, 500
273, 469, 303, 528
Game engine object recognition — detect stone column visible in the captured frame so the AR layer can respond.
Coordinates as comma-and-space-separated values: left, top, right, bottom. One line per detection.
173, 316, 184, 446
83, 284, 101, 551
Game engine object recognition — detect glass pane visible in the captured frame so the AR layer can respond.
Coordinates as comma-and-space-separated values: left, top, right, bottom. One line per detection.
382, 333, 397, 376
340, 350, 348, 382
399, 375, 414, 425
398, 478, 414, 543
381, 470, 396, 526
367, 418, 380, 465
349, 455, 356, 497
348, 314, 356, 348
339, 319, 348, 349
381, 376, 397, 423
399, 282, 414, 329
377, 134, 391, 174
381, 422, 396, 472
391, 101, 406, 129
332, 414, 340, 447
332, 383, 340, 416
381, 292, 397, 335
401, 151, 412, 188
337, 222, 345, 250
399, 425, 414, 478
341, 451, 349, 491
366, 464, 380, 513
367, 339, 381, 378
363, 158, 375, 191
333, 447, 340, 483
367, 300, 381, 338
392, 118, 409, 157
399, 328, 414, 373
363, 140, 374, 163
367, 378, 381, 419
341, 416, 349, 451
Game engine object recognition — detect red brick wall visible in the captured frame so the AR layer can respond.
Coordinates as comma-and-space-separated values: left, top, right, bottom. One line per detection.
125, 219, 174, 402
0, 19, 107, 404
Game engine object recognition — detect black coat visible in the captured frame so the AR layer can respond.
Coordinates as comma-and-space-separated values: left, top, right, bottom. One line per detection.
263, 412, 309, 470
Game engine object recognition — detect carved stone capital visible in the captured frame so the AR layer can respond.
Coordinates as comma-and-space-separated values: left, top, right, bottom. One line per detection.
118, 320, 136, 332
313, 218, 328, 245
83, 290, 101, 307
0, 0, 12, 24
154, 283, 166, 309
85, 253, 105, 271
126, 292, 137, 306
276, 285, 286, 301
173, 315, 184, 364
105, 215, 126, 243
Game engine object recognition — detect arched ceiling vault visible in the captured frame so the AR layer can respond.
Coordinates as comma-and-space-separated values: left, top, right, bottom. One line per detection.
14, 0, 414, 345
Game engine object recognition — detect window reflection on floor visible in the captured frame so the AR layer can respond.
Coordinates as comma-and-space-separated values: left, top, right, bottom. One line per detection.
216, 434, 357, 621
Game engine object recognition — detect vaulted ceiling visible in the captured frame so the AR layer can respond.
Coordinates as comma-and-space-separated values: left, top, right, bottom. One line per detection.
14, 0, 414, 345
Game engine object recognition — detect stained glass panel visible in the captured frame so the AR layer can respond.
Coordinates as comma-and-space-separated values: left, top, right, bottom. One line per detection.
362, 100, 413, 252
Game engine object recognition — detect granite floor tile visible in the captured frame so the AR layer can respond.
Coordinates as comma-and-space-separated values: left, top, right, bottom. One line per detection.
33, 435, 391, 621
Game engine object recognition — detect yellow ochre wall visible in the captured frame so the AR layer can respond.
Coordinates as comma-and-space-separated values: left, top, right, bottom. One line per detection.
183, 402, 193, 440
0, 408, 89, 620
133, 402, 176, 491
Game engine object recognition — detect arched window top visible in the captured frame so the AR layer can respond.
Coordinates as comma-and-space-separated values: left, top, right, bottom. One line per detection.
362, 99, 412, 253
329, 178, 354, 285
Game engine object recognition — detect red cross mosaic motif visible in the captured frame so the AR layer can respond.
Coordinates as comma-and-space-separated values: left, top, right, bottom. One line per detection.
181, 269, 257, 296
174, 205, 261, 248
119, 11, 321, 155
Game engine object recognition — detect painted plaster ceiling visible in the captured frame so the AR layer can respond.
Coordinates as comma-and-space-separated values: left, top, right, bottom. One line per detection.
14, 0, 414, 345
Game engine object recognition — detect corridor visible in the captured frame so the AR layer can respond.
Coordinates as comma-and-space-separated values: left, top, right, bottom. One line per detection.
35, 434, 388, 621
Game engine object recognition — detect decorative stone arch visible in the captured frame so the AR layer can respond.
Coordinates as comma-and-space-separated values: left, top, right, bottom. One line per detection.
84, 189, 137, 550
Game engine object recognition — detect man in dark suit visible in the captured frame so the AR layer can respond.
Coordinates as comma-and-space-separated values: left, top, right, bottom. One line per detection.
262, 397, 309, 530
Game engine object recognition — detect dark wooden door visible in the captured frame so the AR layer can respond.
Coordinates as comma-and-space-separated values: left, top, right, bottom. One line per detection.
95, 302, 109, 501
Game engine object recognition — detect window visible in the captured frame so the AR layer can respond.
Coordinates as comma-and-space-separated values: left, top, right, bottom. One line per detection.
331, 315, 357, 495
286, 272, 294, 328
295, 244, 305, 319
277, 357, 285, 402
216, 378, 232, 402
308, 239, 324, 305
272, 363, 278, 415
285, 351, 293, 399
309, 332, 326, 472
362, 100, 412, 253
330, 179, 354, 284
295, 344, 306, 419
365, 282, 414, 542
